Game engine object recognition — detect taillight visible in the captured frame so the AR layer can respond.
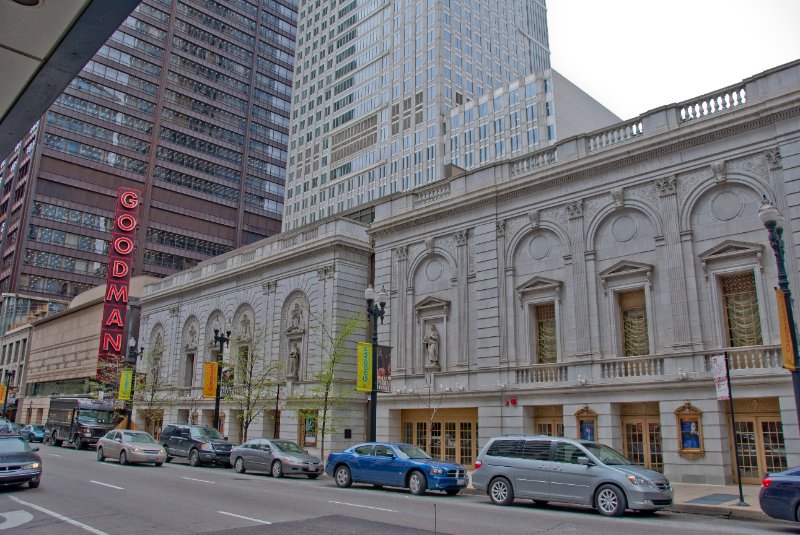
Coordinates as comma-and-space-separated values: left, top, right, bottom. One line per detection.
474, 460, 482, 469
762, 477, 772, 488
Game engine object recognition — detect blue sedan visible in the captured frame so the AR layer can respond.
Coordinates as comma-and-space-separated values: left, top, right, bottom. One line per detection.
760, 465, 800, 522
325, 442, 467, 496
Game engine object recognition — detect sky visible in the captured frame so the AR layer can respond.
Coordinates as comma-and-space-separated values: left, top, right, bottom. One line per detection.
547, 0, 800, 120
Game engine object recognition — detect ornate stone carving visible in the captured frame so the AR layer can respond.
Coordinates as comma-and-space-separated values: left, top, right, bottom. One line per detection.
677, 168, 711, 204
655, 175, 677, 195
317, 264, 334, 280
236, 314, 252, 342
495, 220, 506, 237
583, 196, 606, 222
288, 341, 301, 380
543, 206, 569, 227
453, 229, 468, 246
423, 323, 440, 370
185, 323, 198, 350
394, 246, 408, 260
262, 281, 277, 294
726, 153, 768, 181
285, 303, 305, 334
711, 161, 726, 184
624, 182, 658, 205
610, 187, 624, 207
527, 210, 540, 228
764, 148, 781, 169
565, 200, 583, 219
425, 237, 435, 254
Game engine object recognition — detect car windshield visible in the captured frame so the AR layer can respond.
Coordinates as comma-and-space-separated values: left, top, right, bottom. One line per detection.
123, 432, 157, 444
582, 442, 633, 465
31, 425, 44, 432
77, 410, 114, 424
272, 440, 304, 453
395, 444, 432, 459
191, 427, 222, 440
0, 437, 31, 453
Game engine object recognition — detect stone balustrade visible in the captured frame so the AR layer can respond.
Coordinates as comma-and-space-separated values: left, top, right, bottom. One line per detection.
586, 121, 644, 153
510, 147, 557, 177
679, 87, 746, 123
514, 363, 568, 384
413, 181, 452, 207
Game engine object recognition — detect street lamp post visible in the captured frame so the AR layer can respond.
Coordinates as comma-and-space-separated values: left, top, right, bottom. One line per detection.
365, 284, 387, 442
125, 337, 142, 430
2, 369, 15, 419
213, 328, 231, 432
759, 196, 800, 430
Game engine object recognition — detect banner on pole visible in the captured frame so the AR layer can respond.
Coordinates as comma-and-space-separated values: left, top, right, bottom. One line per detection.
377, 345, 392, 393
710, 354, 730, 400
118, 369, 133, 400
356, 342, 372, 392
203, 362, 218, 398
775, 288, 796, 371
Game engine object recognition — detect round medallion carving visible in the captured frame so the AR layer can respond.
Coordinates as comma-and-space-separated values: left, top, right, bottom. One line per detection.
528, 234, 551, 260
611, 215, 637, 242
425, 259, 443, 281
710, 191, 742, 221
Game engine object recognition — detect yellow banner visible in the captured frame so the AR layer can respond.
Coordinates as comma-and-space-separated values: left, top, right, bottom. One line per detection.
0, 385, 6, 402
203, 361, 218, 398
118, 369, 133, 400
356, 342, 372, 392
776, 288, 796, 371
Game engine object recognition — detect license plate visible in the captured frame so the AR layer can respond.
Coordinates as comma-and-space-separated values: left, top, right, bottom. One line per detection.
457, 478, 466, 486
147, 456, 157, 461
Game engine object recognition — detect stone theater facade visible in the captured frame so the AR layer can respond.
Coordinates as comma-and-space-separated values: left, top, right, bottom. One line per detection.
140, 61, 800, 484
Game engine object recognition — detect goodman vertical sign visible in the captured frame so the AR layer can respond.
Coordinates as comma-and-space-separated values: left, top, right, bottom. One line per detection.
97, 188, 141, 383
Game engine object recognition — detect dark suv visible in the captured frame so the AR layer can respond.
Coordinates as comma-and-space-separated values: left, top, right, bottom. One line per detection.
160, 425, 234, 467
0, 433, 42, 488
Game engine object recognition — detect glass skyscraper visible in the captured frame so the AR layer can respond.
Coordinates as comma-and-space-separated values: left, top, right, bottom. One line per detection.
283, 0, 550, 230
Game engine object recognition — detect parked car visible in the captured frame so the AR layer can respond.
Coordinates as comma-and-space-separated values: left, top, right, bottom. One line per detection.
231, 438, 323, 478
0, 434, 42, 488
325, 442, 468, 495
160, 424, 234, 467
472, 435, 673, 517
760, 465, 800, 522
20, 424, 45, 443
0, 422, 23, 434
97, 430, 167, 466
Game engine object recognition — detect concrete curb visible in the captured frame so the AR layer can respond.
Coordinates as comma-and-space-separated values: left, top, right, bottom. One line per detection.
668, 503, 770, 522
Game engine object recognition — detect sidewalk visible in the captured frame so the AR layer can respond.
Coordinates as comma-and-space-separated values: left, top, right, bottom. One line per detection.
463, 478, 767, 521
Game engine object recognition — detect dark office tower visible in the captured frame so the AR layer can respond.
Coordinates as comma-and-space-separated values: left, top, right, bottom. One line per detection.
0, 0, 298, 328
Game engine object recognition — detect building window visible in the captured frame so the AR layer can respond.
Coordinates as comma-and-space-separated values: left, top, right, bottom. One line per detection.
720, 272, 763, 347
619, 289, 649, 356
535, 303, 557, 364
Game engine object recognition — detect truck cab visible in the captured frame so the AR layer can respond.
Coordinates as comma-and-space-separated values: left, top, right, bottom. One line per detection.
45, 397, 116, 450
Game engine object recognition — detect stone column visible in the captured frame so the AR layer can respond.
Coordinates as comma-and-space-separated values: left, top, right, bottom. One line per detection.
567, 200, 591, 356
454, 229, 469, 365
394, 247, 408, 372
495, 220, 509, 362
657, 175, 692, 347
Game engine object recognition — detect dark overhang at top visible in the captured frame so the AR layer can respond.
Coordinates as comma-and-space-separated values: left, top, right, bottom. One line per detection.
0, 0, 141, 158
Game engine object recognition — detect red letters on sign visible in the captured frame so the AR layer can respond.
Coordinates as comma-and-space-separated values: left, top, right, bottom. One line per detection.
97, 187, 141, 383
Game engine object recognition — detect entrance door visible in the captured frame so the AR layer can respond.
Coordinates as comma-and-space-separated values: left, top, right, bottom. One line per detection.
732, 417, 787, 484
622, 417, 663, 473
401, 408, 477, 466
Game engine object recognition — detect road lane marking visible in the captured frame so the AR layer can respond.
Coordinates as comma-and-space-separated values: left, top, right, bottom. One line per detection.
8, 496, 110, 535
217, 511, 272, 524
47, 454, 61, 457
328, 501, 397, 512
90, 481, 124, 490
182, 476, 214, 484
0, 510, 34, 530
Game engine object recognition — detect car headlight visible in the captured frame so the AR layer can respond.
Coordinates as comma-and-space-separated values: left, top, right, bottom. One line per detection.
159, 449, 166, 455
132, 447, 143, 453
23, 463, 40, 470
200, 443, 213, 451
626, 475, 651, 487
429, 467, 445, 475
284, 457, 299, 464
83, 429, 92, 436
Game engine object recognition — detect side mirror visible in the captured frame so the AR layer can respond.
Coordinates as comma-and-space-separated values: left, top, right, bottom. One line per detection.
224, 436, 229, 441
577, 456, 592, 466
31, 447, 39, 452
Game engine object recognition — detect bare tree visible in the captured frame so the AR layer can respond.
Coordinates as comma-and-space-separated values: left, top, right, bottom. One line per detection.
223, 330, 282, 442
307, 312, 362, 462
134, 349, 176, 437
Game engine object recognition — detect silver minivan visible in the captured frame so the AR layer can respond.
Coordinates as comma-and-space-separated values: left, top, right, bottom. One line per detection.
472, 436, 673, 516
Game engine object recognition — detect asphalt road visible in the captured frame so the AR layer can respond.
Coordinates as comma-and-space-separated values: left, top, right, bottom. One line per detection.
0, 443, 791, 535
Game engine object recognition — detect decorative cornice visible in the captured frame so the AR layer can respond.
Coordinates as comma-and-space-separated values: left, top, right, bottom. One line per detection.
368, 105, 800, 237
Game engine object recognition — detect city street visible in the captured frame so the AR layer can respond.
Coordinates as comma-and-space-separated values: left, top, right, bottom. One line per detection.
0, 444, 789, 534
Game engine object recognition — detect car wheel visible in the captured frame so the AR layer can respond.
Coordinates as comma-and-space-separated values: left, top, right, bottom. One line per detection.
488, 477, 514, 506
52, 433, 62, 447
188, 449, 200, 467
119, 450, 128, 466
445, 488, 460, 496
408, 470, 427, 496
163, 446, 172, 463
27, 477, 40, 489
234, 457, 246, 473
75, 437, 84, 450
595, 484, 627, 517
334, 465, 352, 488
154, 462, 163, 467
97, 447, 105, 462
795, 502, 800, 522
308, 474, 320, 480
271, 460, 284, 478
